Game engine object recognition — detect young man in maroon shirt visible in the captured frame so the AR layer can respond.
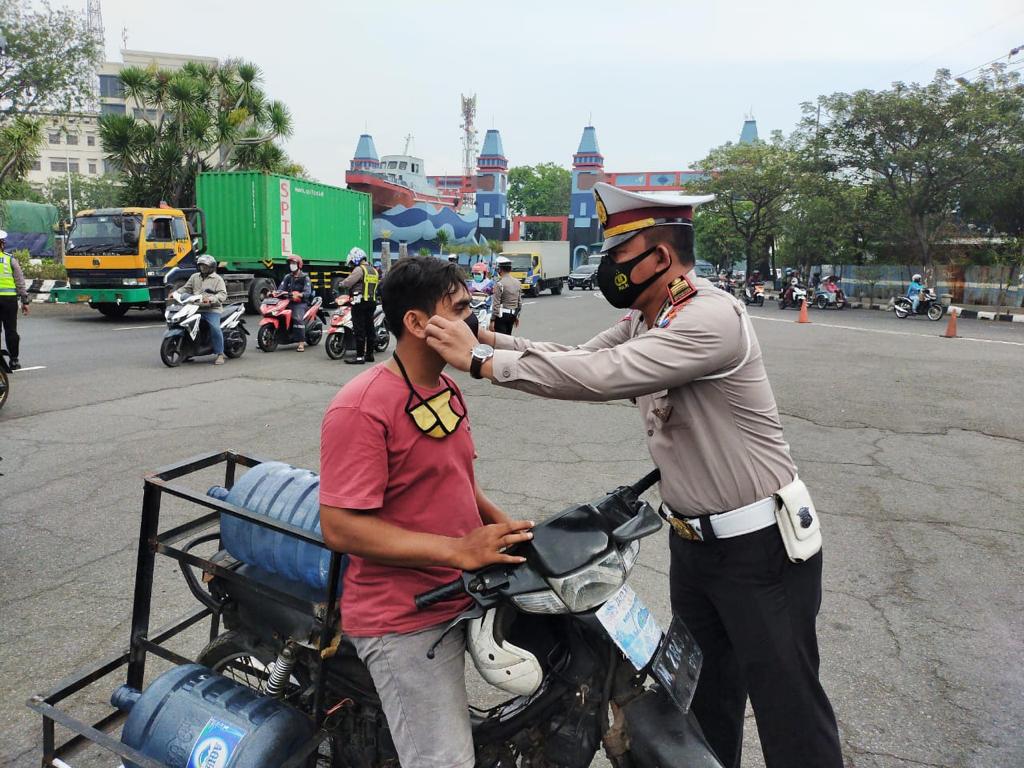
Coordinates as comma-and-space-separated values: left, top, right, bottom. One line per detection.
319, 256, 534, 767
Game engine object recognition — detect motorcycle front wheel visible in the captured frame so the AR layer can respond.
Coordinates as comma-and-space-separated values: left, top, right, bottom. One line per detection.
306, 319, 324, 347
927, 304, 945, 321
257, 323, 279, 352
0, 368, 9, 409
160, 336, 186, 367
325, 331, 346, 360
375, 326, 391, 353
816, 295, 829, 310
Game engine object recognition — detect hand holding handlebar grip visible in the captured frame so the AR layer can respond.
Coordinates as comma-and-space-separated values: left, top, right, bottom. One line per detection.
414, 578, 466, 611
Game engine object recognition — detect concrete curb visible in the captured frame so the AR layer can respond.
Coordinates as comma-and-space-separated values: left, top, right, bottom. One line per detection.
948, 306, 1024, 323
27, 279, 67, 303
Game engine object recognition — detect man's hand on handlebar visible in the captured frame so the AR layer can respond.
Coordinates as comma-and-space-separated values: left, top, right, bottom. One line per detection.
448, 520, 534, 570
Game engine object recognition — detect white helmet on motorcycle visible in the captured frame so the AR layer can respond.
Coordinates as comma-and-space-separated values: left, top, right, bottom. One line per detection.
467, 607, 543, 696
912, 273, 922, 282
347, 247, 367, 266
196, 254, 217, 274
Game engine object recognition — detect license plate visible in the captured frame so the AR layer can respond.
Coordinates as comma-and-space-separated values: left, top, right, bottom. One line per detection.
596, 584, 663, 670
77, 294, 91, 302
650, 616, 704, 713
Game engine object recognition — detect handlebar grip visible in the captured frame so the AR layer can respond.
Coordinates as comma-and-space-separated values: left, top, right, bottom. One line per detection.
414, 578, 466, 611
629, 468, 661, 496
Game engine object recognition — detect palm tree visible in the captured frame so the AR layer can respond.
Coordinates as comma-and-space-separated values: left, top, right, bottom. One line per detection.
436, 228, 450, 256
0, 116, 44, 187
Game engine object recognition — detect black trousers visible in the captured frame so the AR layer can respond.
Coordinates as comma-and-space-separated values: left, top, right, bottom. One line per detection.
669, 526, 843, 768
0, 297, 20, 360
353, 300, 376, 359
493, 311, 515, 335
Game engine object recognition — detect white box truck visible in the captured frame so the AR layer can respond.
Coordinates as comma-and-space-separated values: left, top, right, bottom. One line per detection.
500, 240, 571, 296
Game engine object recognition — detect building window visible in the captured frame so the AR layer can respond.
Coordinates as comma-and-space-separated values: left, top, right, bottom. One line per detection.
579, 202, 587, 216
133, 108, 159, 121
483, 202, 491, 216
66, 133, 79, 145
30, 159, 41, 171
87, 135, 96, 146
101, 103, 126, 115
49, 132, 61, 144
99, 74, 124, 98
89, 162, 97, 174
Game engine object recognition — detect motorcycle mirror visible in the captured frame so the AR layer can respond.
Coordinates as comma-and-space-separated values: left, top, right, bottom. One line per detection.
611, 501, 663, 544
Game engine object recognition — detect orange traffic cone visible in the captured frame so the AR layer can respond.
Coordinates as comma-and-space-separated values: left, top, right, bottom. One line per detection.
797, 298, 811, 324
941, 308, 958, 338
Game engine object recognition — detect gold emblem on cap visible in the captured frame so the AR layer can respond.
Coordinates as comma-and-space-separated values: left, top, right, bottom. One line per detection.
595, 192, 608, 226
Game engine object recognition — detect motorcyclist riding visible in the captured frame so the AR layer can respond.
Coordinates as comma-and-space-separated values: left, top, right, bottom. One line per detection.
175, 254, 227, 365
276, 254, 312, 352
908, 273, 924, 314
821, 274, 845, 302
782, 269, 803, 306
468, 262, 494, 295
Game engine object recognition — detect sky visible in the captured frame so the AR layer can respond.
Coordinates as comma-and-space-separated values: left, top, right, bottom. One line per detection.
70, 0, 1024, 186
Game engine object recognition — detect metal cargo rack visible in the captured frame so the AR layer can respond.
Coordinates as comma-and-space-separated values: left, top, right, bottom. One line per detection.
26, 450, 344, 768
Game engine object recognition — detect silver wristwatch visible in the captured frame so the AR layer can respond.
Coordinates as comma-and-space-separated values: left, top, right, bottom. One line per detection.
470, 343, 495, 379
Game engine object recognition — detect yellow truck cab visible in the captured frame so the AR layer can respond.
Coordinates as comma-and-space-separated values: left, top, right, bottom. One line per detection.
53, 207, 204, 318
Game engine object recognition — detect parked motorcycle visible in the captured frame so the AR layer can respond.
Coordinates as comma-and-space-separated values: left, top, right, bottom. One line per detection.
160, 291, 247, 367
778, 282, 808, 310
0, 348, 11, 410
325, 296, 390, 360
813, 288, 847, 310
743, 283, 765, 307
257, 292, 325, 352
194, 467, 723, 768
893, 288, 945, 320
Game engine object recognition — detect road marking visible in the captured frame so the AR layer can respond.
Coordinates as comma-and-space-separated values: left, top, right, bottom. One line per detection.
113, 324, 166, 331
14, 365, 46, 372
749, 314, 1024, 347
565, 295, 580, 300
524, 300, 537, 305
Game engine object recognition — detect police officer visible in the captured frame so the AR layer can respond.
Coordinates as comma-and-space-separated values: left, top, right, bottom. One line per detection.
0, 230, 30, 370
424, 183, 844, 768
490, 256, 522, 336
340, 247, 380, 364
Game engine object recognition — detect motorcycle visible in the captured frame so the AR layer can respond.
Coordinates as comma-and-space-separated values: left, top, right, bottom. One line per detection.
257, 292, 325, 352
159, 291, 247, 367
894, 288, 945, 321
194, 468, 723, 768
470, 291, 492, 329
0, 348, 11, 410
778, 283, 808, 310
743, 283, 765, 307
325, 296, 391, 360
813, 288, 846, 310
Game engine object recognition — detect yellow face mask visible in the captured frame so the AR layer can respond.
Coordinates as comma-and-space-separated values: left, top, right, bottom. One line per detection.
394, 352, 467, 439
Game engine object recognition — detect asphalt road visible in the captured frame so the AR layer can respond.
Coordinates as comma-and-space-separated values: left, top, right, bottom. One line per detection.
2, 294, 1023, 767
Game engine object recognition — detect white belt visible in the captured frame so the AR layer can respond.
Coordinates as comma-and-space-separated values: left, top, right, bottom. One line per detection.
661, 496, 777, 541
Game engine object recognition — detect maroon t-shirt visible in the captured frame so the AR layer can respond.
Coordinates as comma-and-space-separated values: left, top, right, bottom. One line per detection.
320, 364, 480, 636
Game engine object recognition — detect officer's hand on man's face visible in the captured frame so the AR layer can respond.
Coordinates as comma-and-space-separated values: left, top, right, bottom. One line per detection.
424, 315, 476, 372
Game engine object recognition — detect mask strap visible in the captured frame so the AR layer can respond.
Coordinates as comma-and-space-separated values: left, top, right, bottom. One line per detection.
695, 304, 753, 382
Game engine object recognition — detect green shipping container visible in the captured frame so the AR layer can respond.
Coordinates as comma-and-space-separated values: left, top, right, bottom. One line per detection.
195, 172, 372, 270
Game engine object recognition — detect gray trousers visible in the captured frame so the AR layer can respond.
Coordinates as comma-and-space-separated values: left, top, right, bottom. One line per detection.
350, 623, 474, 768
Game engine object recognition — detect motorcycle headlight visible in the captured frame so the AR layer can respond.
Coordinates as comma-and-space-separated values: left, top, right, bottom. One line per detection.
511, 590, 568, 614
548, 548, 626, 613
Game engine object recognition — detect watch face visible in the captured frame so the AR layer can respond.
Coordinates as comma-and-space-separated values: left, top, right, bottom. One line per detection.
472, 344, 495, 359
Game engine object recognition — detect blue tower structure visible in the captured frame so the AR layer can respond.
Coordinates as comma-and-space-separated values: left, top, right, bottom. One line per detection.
569, 126, 604, 267
475, 129, 508, 242
739, 118, 759, 145
350, 134, 380, 171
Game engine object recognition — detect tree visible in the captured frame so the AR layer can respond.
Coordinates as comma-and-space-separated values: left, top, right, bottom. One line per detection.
0, 115, 43, 191
693, 207, 745, 270
435, 228, 450, 255
42, 173, 123, 223
806, 68, 1024, 276
692, 135, 795, 276
507, 163, 570, 240
0, 0, 103, 116
100, 60, 297, 207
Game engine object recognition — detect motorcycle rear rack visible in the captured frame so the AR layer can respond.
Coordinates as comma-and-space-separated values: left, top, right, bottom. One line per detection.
26, 450, 343, 768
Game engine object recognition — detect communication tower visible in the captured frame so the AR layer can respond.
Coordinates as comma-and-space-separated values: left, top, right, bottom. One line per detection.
460, 94, 479, 209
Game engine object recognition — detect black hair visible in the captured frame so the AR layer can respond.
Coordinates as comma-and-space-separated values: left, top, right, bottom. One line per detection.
643, 224, 695, 267
379, 256, 467, 340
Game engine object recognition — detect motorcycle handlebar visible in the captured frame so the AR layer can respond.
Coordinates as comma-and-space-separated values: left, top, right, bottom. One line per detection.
414, 578, 466, 611
628, 468, 661, 496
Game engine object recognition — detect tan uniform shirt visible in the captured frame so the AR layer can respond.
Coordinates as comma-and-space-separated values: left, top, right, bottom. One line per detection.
179, 272, 227, 310
493, 273, 522, 315
490, 270, 796, 515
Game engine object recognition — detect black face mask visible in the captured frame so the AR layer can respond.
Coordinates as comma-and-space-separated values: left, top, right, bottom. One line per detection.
597, 245, 669, 309
464, 311, 479, 338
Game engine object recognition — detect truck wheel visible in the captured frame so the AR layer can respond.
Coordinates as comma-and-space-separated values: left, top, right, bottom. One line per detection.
247, 278, 276, 314
530, 284, 541, 298
95, 303, 129, 319
551, 282, 563, 295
